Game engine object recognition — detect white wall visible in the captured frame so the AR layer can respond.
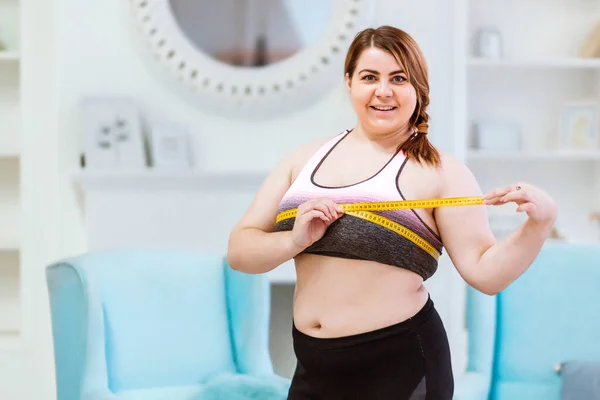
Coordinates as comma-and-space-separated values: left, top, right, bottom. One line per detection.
4, 0, 467, 399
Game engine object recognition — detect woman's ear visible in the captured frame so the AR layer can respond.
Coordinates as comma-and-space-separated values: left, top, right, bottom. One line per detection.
345, 73, 351, 92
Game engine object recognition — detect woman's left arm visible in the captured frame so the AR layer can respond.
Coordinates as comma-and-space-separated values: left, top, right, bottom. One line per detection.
434, 154, 558, 295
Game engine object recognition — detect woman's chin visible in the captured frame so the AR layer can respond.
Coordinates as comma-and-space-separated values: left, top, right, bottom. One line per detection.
364, 119, 404, 133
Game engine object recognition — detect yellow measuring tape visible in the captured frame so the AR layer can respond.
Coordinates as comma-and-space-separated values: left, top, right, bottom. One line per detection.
275, 196, 484, 260
276, 196, 484, 223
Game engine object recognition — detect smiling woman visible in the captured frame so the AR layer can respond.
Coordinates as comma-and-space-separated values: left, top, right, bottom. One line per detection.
343, 26, 440, 167
227, 25, 558, 399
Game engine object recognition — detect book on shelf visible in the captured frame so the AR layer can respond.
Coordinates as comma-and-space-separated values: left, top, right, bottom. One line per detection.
580, 21, 600, 58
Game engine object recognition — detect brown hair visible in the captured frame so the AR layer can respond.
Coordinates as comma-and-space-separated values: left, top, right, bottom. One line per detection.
344, 26, 441, 167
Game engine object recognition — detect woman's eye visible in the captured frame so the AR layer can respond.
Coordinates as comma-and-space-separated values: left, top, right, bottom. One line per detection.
393, 76, 406, 82
362, 75, 376, 81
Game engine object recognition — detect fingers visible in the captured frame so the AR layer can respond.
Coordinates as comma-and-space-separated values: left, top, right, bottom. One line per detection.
298, 200, 330, 219
500, 189, 531, 204
323, 198, 344, 217
298, 198, 344, 221
485, 183, 521, 199
484, 182, 528, 205
305, 209, 330, 222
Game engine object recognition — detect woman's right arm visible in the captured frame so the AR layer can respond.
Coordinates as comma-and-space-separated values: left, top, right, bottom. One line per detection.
227, 139, 343, 274
226, 153, 303, 274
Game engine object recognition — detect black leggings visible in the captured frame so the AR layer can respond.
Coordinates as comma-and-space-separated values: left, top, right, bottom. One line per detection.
287, 296, 454, 400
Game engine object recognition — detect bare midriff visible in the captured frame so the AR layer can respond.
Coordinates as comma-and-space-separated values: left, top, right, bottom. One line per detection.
292, 253, 430, 338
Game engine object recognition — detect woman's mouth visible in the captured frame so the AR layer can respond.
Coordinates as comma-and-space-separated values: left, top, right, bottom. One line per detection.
370, 105, 397, 112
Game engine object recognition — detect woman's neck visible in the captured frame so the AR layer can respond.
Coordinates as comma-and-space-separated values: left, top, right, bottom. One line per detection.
349, 124, 414, 153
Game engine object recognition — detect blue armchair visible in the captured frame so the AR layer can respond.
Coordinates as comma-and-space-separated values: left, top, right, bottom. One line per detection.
46, 248, 290, 400
489, 242, 600, 400
455, 241, 600, 400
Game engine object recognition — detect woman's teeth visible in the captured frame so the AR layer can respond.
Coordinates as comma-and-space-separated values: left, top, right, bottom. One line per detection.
371, 106, 397, 111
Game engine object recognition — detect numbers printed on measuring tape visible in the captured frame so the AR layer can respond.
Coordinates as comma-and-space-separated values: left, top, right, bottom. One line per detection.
275, 196, 484, 224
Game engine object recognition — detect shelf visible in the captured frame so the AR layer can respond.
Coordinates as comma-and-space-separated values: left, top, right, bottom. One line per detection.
0, 159, 21, 250
0, 332, 22, 351
0, 52, 20, 62
0, 224, 19, 249
0, 242, 19, 252
0, 251, 20, 336
0, 62, 20, 153
467, 150, 600, 161
73, 169, 268, 191
468, 58, 600, 69
0, 149, 19, 158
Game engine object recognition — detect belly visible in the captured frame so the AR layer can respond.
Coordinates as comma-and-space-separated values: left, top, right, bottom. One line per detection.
292, 253, 429, 338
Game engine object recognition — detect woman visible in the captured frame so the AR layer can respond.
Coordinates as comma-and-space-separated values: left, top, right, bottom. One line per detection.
227, 26, 557, 399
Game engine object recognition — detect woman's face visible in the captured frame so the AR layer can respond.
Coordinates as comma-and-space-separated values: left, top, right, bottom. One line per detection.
346, 47, 417, 135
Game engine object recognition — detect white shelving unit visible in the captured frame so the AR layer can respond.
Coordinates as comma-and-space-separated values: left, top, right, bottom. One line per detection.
463, 0, 600, 242
0, 0, 23, 349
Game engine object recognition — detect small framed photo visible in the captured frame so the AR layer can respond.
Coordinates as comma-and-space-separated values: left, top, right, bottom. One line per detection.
558, 101, 599, 150
149, 122, 194, 170
81, 97, 147, 170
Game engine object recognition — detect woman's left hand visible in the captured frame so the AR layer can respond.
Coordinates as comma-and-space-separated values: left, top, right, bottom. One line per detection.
483, 182, 558, 225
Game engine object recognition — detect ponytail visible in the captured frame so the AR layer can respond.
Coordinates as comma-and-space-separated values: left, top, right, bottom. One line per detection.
400, 106, 441, 167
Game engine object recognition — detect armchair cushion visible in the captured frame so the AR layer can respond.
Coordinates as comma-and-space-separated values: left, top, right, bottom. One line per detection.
491, 242, 600, 400
81, 250, 237, 392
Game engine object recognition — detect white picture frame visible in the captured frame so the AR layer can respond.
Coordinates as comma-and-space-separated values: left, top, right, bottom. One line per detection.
149, 122, 193, 170
558, 101, 600, 151
81, 97, 148, 170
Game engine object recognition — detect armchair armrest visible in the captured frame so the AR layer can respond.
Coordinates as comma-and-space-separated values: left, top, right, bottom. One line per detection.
47, 261, 113, 400
224, 263, 275, 376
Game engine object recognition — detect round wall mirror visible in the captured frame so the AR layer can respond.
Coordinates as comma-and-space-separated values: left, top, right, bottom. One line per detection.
130, 0, 375, 118
170, 0, 334, 68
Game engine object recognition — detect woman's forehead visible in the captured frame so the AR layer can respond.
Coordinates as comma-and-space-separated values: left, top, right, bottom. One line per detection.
355, 47, 404, 73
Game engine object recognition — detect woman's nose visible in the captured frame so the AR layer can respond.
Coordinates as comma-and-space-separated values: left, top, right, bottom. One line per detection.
375, 82, 392, 97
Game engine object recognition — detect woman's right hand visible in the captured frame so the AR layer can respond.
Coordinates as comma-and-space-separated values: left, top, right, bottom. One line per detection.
292, 198, 344, 249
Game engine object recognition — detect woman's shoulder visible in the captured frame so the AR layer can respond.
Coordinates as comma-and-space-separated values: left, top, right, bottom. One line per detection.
437, 149, 475, 178
404, 148, 476, 196
289, 136, 333, 161
433, 148, 481, 196
284, 133, 341, 178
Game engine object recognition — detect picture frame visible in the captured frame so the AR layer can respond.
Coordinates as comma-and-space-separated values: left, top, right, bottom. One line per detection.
557, 101, 600, 151
81, 97, 148, 170
148, 122, 194, 170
